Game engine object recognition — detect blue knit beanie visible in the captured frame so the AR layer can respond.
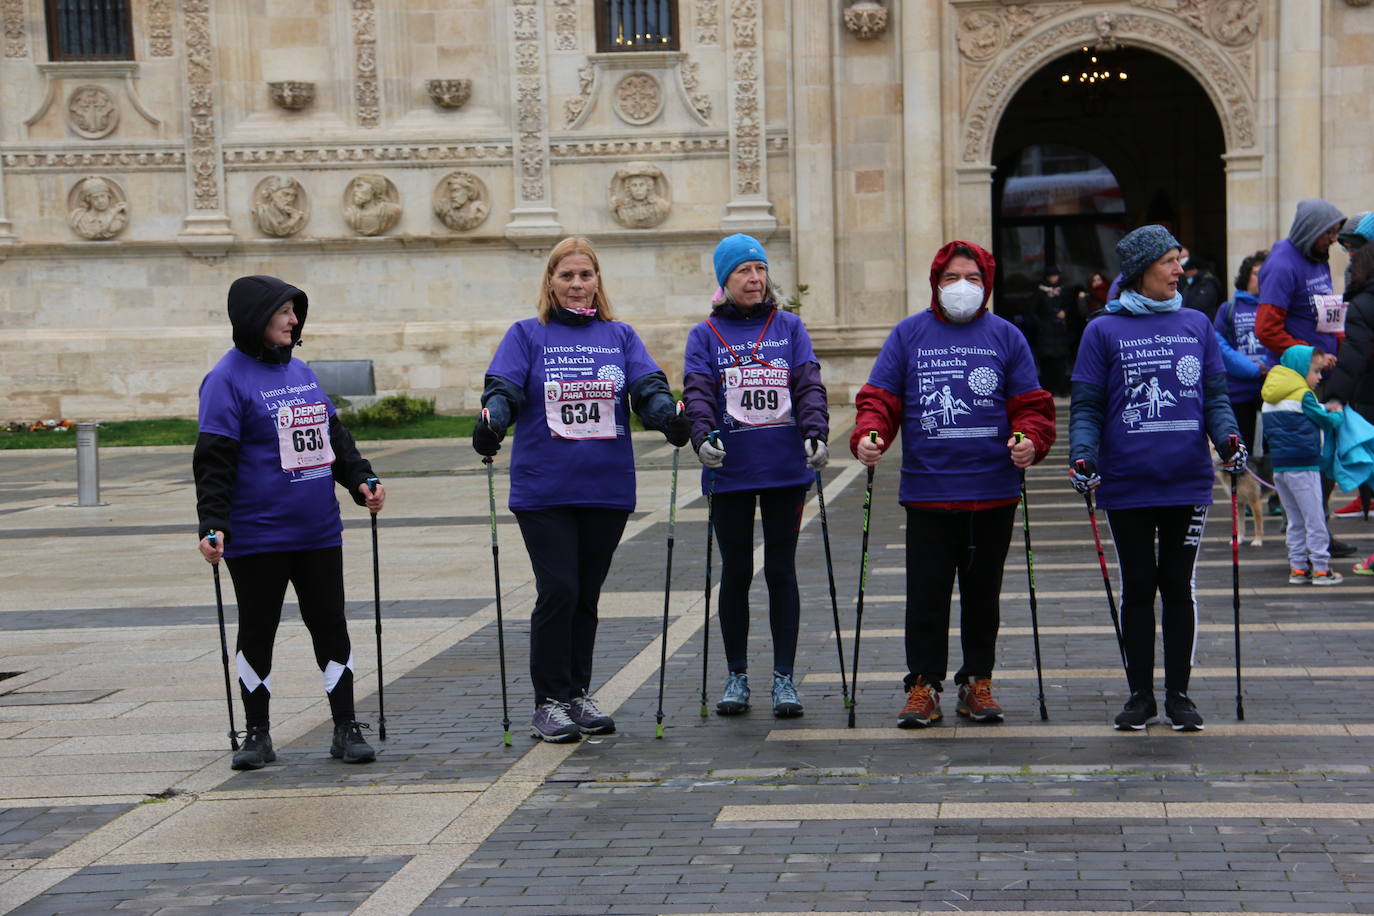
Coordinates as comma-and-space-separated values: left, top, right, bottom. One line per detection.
1358, 211, 1374, 243
713, 234, 768, 287
1116, 224, 1181, 287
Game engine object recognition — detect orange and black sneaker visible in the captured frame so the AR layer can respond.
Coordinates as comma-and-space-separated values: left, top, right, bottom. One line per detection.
897, 676, 941, 729
956, 677, 1004, 722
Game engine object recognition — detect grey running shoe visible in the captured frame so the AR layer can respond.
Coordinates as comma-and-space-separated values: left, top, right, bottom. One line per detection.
531, 700, 581, 743
716, 672, 750, 715
231, 725, 275, 770
1164, 690, 1204, 731
330, 721, 376, 763
1113, 691, 1157, 730
771, 672, 804, 718
569, 693, 615, 734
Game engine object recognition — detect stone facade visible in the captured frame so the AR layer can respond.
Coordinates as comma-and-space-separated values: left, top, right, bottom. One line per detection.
0, 1, 1369, 420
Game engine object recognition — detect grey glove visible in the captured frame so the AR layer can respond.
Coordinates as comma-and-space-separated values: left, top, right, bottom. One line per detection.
804, 438, 829, 470
697, 437, 726, 469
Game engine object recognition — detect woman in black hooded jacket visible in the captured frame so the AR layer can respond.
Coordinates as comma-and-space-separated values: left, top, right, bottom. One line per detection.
1327, 245, 1374, 520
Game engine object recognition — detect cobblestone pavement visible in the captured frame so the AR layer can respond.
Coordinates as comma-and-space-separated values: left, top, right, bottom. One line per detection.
4, 409, 1374, 915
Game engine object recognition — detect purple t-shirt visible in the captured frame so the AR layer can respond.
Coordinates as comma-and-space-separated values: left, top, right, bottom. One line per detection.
683, 308, 817, 495
198, 348, 343, 558
865, 311, 1040, 504
1071, 309, 1225, 510
1214, 296, 1275, 401
1258, 237, 1337, 354
487, 317, 660, 512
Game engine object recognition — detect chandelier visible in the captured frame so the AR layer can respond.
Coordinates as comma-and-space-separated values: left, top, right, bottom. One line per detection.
1060, 46, 1128, 85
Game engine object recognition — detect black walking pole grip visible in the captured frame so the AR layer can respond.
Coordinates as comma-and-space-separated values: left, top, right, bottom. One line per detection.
849, 430, 879, 729
207, 532, 240, 751
1227, 435, 1244, 721
367, 477, 387, 741
700, 429, 720, 718
1015, 433, 1049, 721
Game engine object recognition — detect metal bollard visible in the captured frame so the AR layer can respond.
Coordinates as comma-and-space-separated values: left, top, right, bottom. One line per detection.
75, 422, 102, 507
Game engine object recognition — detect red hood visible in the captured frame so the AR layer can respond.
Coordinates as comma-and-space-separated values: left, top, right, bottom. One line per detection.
928, 240, 996, 320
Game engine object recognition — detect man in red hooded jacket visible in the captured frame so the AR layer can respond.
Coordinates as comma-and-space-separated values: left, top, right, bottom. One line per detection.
851, 241, 1056, 728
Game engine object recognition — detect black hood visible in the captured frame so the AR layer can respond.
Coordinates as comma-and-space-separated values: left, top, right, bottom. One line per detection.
228, 275, 308, 364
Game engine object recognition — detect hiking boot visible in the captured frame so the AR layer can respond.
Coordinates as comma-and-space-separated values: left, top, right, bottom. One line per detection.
1288, 567, 1311, 584
897, 677, 942, 729
1329, 538, 1357, 559
1311, 569, 1343, 586
956, 677, 1004, 722
1332, 496, 1370, 519
716, 672, 750, 715
771, 673, 804, 718
1113, 691, 1156, 730
330, 721, 376, 763
531, 700, 581, 743
568, 693, 615, 735
231, 725, 275, 770
1164, 690, 1204, 731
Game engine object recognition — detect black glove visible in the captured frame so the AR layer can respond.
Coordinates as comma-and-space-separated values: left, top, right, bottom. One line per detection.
472, 420, 504, 457
664, 412, 691, 448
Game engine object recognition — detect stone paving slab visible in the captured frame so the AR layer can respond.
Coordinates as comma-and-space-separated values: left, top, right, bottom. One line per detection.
0, 806, 131, 862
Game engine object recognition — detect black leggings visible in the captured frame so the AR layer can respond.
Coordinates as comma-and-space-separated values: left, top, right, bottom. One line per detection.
515, 507, 629, 706
712, 486, 806, 677
224, 546, 355, 728
1106, 505, 1207, 695
903, 503, 1017, 692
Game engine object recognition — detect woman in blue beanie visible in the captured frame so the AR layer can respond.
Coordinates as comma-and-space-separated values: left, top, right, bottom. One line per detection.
1069, 225, 1242, 732
682, 233, 830, 717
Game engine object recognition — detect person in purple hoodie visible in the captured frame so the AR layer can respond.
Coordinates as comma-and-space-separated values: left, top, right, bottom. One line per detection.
195, 275, 385, 771
474, 237, 690, 743
682, 234, 829, 719
1214, 250, 1275, 461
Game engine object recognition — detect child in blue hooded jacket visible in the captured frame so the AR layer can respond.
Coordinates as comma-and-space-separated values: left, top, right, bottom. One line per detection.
1261, 344, 1344, 584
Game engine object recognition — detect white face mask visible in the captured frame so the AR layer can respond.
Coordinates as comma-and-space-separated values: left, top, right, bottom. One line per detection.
938, 279, 984, 322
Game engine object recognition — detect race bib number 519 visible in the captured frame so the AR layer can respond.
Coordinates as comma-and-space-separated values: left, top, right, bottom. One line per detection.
544, 379, 616, 440
276, 402, 335, 472
1315, 293, 1347, 334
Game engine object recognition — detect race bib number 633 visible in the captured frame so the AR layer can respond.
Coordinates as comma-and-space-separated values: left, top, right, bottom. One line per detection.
276, 402, 335, 472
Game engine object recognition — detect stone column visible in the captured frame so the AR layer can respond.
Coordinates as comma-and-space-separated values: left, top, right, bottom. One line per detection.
1276, 0, 1322, 228
721, 0, 776, 230
505, 0, 561, 242
1223, 151, 1266, 287
0, 157, 15, 248
901, 0, 944, 312
177, 0, 233, 255
788, 0, 837, 324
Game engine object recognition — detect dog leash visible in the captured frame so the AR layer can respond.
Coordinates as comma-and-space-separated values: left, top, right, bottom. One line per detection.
1244, 467, 1277, 491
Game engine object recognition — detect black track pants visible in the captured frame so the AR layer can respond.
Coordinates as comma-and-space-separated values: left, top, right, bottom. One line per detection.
903, 503, 1017, 693
224, 546, 356, 728
1106, 505, 1207, 695
712, 486, 806, 677
515, 507, 629, 706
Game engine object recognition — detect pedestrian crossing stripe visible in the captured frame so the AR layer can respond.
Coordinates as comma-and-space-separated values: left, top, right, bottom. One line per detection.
764, 723, 1374, 741
804, 666, 1374, 682
714, 801, 1374, 823
854, 586, 1374, 601
830, 621, 1374, 638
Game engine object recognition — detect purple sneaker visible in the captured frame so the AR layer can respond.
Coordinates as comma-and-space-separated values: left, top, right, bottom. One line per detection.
569, 693, 615, 734
531, 700, 580, 743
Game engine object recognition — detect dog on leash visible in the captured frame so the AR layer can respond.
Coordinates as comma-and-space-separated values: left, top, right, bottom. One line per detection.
1212, 447, 1264, 547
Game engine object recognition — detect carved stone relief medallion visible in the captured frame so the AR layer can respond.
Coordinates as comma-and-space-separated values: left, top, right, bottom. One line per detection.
613, 72, 663, 126
67, 175, 129, 240
67, 86, 119, 139
957, 11, 1005, 61
1208, 0, 1260, 46
609, 161, 670, 229
252, 175, 309, 238
342, 173, 401, 236
432, 170, 490, 231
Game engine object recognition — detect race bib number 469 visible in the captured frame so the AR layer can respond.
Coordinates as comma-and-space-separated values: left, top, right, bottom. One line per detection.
276, 402, 335, 472
544, 379, 616, 440
723, 364, 792, 427
1315, 293, 1347, 334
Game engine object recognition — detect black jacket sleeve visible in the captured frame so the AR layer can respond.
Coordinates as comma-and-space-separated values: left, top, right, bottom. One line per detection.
627, 369, 677, 432
193, 432, 240, 542
330, 415, 376, 506
480, 374, 526, 432
1328, 292, 1374, 409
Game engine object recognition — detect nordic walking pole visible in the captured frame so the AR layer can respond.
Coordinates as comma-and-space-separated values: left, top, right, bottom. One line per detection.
366, 477, 387, 741
207, 531, 240, 752
848, 430, 879, 729
699, 430, 719, 717
482, 409, 512, 747
655, 403, 684, 738
1014, 433, 1048, 721
1227, 434, 1244, 721
1077, 460, 1129, 679
814, 460, 850, 710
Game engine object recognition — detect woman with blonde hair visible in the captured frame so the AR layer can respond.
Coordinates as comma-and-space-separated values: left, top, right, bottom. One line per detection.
473, 237, 690, 742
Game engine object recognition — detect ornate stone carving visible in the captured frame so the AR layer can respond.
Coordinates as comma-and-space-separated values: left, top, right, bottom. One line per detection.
251, 175, 309, 237
564, 63, 595, 127
352, 0, 379, 128
148, 0, 174, 56
268, 81, 315, 111
843, 1, 888, 40
957, 11, 1005, 61
1207, 0, 1260, 47
613, 72, 663, 125
609, 161, 670, 229
730, 0, 763, 198
695, 0, 721, 44
4, 0, 27, 57
1346, 0, 1374, 6
1130, 0, 1206, 34
183, 0, 221, 211
342, 173, 401, 236
1005, 3, 1079, 41
551, 136, 731, 159
432, 171, 490, 231
511, 1, 550, 204
680, 59, 712, 122
223, 143, 512, 168
67, 175, 129, 240
4, 149, 184, 170
553, 0, 578, 50
427, 79, 471, 109
67, 86, 119, 139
